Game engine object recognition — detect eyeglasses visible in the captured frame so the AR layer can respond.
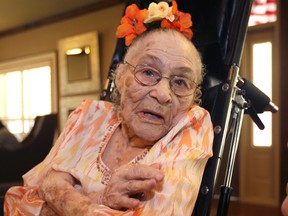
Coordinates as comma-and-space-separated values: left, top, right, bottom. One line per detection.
124, 61, 197, 97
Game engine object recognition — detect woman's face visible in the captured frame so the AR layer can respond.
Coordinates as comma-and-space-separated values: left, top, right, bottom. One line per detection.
117, 32, 201, 143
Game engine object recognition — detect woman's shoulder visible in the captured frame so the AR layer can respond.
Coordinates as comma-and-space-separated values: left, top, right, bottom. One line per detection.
63, 100, 118, 130
78, 99, 114, 111
71, 99, 115, 117
188, 105, 211, 121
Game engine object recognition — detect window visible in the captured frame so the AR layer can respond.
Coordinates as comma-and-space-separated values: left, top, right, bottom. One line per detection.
0, 53, 57, 140
252, 42, 273, 147
247, 0, 277, 147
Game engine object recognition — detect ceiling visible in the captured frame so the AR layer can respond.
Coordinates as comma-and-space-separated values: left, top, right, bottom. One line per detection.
0, 0, 123, 37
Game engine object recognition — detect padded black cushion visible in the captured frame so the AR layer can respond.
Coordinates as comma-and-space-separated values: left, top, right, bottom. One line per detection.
0, 113, 58, 183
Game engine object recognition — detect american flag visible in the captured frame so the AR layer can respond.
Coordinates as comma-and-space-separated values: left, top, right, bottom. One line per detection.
249, 0, 277, 26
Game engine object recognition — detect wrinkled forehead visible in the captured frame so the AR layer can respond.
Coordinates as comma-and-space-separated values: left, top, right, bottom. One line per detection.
126, 30, 202, 72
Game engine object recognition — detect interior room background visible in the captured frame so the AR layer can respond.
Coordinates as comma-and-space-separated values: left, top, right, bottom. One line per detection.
0, 0, 287, 212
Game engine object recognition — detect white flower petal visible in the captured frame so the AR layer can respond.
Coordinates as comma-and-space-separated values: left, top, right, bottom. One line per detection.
145, 1, 174, 23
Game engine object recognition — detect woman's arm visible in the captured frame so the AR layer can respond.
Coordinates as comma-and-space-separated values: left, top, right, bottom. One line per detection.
39, 164, 164, 215
39, 170, 100, 216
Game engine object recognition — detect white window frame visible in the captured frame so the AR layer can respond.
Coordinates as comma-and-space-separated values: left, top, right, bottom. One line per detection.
0, 52, 58, 136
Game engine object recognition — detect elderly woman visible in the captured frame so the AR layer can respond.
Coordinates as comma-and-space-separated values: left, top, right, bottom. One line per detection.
4, 2, 213, 216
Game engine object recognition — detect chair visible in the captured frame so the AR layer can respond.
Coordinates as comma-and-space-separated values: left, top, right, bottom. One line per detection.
0, 114, 58, 215
101, 0, 278, 215
0, 113, 58, 183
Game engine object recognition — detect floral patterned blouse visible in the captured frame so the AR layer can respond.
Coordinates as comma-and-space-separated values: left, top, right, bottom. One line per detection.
4, 100, 213, 216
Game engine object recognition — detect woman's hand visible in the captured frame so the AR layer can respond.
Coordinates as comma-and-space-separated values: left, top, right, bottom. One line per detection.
101, 163, 164, 210
40, 203, 58, 216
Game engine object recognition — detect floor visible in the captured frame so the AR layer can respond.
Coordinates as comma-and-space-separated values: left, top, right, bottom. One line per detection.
210, 199, 283, 216
0, 198, 283, 216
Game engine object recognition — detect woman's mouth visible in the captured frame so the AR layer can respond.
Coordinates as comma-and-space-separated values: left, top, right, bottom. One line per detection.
139, 111, 165, 123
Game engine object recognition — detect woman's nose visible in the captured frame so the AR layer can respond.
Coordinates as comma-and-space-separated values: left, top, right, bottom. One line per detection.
149, 79, 173, 104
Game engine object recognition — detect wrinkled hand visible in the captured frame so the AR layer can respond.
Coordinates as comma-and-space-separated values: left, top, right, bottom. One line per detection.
102, 163, 164, 210
40, 203, 58, 216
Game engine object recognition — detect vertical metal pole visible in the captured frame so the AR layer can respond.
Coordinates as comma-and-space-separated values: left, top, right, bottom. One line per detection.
212, 65, 239, 190
216, 105, 245, 216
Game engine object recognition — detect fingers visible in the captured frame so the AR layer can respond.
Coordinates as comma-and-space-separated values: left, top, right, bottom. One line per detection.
104, 179, 158, 209
150, 163, 162, 169
125, 179, 157, 194
102, 163, 165, 210
104, 194, 140, 210
102, 185, 140, 210
117, 196, 140, 209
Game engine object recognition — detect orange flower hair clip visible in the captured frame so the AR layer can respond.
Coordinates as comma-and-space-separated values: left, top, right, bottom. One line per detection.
116, 0, 193, 46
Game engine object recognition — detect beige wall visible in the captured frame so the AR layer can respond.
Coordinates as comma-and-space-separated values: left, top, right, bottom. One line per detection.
0, 3, 125, 85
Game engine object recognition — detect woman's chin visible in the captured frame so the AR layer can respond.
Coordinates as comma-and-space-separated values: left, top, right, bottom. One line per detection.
134, 124, 168, 143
